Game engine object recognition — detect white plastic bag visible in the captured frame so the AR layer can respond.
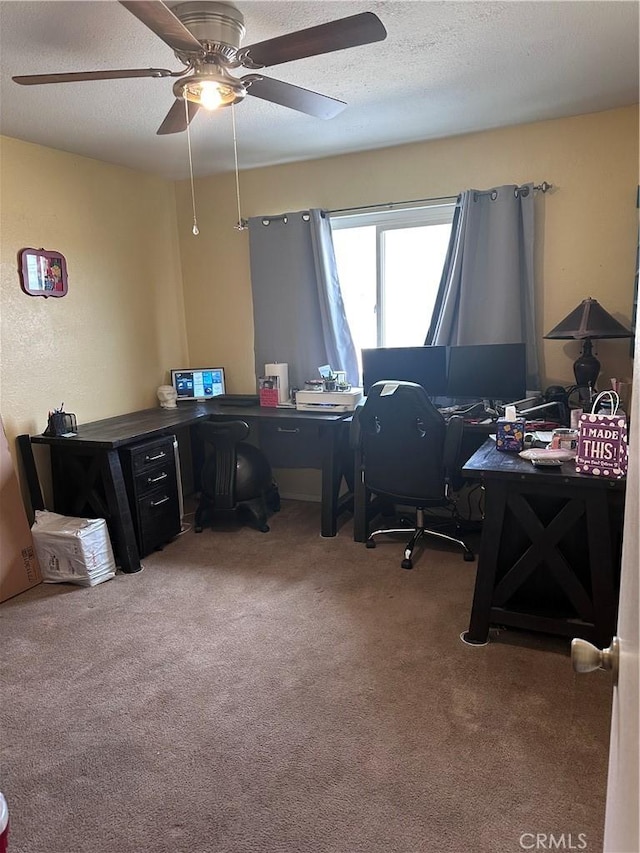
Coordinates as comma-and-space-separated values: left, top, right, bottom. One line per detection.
31, 511, 116, 586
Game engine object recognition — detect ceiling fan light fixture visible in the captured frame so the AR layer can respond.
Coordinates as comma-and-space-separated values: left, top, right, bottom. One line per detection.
174, 72, 246, 110
198, 80, 226, 110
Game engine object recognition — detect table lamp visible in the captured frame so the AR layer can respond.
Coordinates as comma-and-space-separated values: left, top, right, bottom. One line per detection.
544, 297, 632, 392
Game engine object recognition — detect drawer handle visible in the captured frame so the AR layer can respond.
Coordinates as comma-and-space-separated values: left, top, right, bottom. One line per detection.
145, 452, 167, 462
277, 427, 300, 434
150, 496, 170, 507
147, 472, 168, 484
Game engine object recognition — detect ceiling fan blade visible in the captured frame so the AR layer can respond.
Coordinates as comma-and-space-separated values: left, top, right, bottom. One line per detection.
157, 99, 200, 135
12, 68, 175, 86
119, 1, 203, 54
239, 12, 386, 69
244, 75, 346, 120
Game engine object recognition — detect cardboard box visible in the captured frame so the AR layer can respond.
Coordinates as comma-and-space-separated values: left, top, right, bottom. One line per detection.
1, 419, 42, 603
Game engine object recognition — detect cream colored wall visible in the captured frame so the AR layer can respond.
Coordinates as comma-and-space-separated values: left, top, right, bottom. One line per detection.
175, 105, 637, 499
0, 136, 188, 480
177, 105, 638, 395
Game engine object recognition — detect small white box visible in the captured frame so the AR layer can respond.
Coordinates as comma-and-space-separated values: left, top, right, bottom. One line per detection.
31, 511, 117, 587
295, 387, 363, 413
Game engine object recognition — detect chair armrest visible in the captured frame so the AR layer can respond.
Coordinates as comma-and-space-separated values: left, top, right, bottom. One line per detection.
349, 400, 365, 450
443, 414, 464, 483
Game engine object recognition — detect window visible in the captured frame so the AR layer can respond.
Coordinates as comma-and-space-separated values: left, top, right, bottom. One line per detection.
330, 203, 455, 378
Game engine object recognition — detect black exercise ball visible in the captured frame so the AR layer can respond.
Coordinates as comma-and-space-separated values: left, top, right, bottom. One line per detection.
201, 441, 273, 502
235, 442, 273, 501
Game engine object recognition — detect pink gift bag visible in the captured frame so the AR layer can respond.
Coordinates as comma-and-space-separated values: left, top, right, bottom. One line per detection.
575, 391, 628, 479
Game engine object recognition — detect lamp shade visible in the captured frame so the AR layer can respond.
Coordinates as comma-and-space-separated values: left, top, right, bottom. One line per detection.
544, 297, 632, 340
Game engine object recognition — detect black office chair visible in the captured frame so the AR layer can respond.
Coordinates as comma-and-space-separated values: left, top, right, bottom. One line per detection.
354, 381, 474, 569
194, 420, 280, 533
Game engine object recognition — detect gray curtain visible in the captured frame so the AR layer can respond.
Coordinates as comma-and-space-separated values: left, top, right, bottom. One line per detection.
426, 184, 539, 389
248, 209, 358, 390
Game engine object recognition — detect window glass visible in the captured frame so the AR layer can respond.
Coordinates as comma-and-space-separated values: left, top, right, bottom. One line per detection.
332, 226, 377, 353
382, 223, 452, 347
331, 204, 455, 380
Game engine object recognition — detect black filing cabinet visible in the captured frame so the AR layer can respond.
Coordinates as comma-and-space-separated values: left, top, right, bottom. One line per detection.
122, 436, 181, 557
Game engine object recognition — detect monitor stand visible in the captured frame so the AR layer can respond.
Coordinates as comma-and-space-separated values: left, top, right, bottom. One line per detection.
517, 400, 568, 425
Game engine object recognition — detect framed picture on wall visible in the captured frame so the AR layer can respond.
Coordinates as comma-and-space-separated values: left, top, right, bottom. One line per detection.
18, 248, 68, 298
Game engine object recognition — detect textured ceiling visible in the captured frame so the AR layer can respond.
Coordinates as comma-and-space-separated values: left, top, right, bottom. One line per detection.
0, 1, 638, 180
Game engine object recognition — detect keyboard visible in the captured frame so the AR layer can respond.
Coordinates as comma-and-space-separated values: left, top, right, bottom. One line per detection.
215, 394, 260, 407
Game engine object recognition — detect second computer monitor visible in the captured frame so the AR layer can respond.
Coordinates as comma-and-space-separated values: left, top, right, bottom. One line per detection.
446, 343, 527, 401
361, 346, 448, 396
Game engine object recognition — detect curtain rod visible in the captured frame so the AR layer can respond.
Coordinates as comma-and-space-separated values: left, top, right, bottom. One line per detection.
328, 182, 553, 216
328, 195, 457, 215
242, 182, 554, 228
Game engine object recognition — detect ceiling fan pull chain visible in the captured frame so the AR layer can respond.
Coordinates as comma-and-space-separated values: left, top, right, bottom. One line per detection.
185, 98, 200, 236
232, 105, 246, 231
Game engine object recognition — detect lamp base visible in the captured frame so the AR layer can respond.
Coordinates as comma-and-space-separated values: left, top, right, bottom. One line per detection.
573, 338, 600, 397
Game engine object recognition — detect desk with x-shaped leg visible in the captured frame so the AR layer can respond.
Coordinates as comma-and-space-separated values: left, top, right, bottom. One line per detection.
461, 440, 625, 646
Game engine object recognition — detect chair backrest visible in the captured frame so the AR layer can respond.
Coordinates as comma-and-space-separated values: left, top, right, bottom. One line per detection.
198, 420, 250, 509
357, 381, 448, 503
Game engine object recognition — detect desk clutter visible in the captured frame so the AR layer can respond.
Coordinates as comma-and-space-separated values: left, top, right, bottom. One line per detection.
295, 387, 363, 412
495, 405, 526, 453
519, 448, 576, 467
260, 362, 363, 412
512, 391, 629, 478
44, 405, 77, 437
262, 362, 290, 405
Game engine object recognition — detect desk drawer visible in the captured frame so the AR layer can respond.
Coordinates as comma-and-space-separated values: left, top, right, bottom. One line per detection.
258, 421, 323, 468
136, 486, 181, 556
129, 437, 173, 475
134, 463, 177, 499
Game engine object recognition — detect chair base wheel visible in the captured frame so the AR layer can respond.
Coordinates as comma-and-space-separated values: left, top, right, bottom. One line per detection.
401, 558, 413, 570
194, 524, 203, 533
463, 551, 475, 562
366, 539, 376, 549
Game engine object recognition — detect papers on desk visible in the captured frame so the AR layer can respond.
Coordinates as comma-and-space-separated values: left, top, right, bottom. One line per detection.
519, 448, 576, 467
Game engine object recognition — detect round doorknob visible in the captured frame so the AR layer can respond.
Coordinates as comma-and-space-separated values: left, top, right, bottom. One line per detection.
571, 637, 619, 684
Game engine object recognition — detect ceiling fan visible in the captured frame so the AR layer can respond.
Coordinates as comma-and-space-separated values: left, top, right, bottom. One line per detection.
12, 0, 387, 135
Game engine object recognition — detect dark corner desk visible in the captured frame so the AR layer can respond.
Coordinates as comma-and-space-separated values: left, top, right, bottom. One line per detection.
30, 403, 353, 574
462, 439, 625, 647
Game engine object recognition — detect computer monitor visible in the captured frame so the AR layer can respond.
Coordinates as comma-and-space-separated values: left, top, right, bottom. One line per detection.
170, 367, 226, 401
361, 346, 448, 396
445, 343, 526, 401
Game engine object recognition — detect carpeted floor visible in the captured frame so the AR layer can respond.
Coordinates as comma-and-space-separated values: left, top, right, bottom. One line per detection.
0, 501, 612, 853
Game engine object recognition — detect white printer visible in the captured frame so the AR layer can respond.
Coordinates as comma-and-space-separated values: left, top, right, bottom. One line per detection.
295, 387, 363, 413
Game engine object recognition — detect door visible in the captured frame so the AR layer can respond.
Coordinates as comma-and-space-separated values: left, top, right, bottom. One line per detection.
602, 328, 639, 852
